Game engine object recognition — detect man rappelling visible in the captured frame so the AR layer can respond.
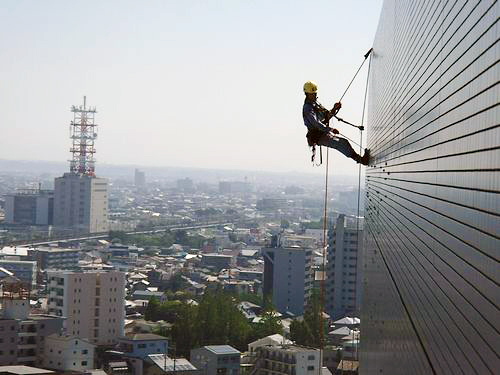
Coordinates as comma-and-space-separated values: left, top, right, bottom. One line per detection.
302, 80, 370, 165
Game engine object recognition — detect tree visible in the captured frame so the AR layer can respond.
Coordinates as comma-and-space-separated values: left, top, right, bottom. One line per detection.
289, 289, 326, 348
145, 297, 160, 321
280, 219, 290, 229
253, 309, 283, 339
171, 302, 198, 358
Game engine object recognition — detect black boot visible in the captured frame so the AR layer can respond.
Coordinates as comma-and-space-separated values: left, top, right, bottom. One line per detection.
360, 149, 370, 165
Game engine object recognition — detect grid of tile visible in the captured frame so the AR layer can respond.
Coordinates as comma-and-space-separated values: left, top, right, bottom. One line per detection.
361, 0, 499, 374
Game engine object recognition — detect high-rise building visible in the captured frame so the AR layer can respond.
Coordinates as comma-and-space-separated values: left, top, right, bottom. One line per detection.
47, 270, 125, 346
362, 1, 499, 374
4, 188, 53, 225
53, 97, 108, 234
262, 243, 314, 316
134, 169, 146, 188
53, 173, 108, 233
325, 214, 363, 319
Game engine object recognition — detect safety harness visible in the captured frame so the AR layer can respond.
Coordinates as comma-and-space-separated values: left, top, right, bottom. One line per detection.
305, 101, 331, 165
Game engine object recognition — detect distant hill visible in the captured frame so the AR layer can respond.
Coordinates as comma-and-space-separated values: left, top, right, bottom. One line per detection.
0, 159, 362, 187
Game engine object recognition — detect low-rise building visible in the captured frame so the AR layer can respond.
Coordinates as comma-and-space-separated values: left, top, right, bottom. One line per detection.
0, 297, 64, 367
254, 345, 321, 375
30, 248, 80, 271
0, 261, 37, 289
43, 334, 95, 371
190, 345, 240, 375
117, 334, 168, 359
201, 254, 233, 271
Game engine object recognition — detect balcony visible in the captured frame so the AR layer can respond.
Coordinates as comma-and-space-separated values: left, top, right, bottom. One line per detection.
17, 356, 37, 362
18, 332, 37, 337
18, 344, 37, 350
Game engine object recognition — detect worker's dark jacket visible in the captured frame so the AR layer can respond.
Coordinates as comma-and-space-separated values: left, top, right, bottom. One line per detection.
302, 100, 330, 146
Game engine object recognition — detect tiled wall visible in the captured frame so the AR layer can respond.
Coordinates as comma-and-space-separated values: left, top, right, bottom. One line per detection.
361, 0, 499, 373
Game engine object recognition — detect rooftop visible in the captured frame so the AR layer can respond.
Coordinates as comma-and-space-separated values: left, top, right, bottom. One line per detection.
123, 333, 168, 341
0, 366, 54, 375
204, 345, 240, 355
148, 355, 197, 372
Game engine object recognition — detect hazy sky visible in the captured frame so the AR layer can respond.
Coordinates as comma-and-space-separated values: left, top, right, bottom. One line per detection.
1, 0, 383, 176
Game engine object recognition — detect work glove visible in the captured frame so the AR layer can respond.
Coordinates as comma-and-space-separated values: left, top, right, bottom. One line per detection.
331, 128, 339, 135
332, 102, 342, 115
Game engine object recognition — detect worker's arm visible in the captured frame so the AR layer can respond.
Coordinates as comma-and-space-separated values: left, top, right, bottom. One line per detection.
327, 102, 342, 120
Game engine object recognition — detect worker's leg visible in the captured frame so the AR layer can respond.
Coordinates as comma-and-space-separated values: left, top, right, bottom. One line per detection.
317, 134, 360, 161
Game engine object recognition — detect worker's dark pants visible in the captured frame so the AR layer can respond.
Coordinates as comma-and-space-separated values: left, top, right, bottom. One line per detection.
317, 133, 359, 161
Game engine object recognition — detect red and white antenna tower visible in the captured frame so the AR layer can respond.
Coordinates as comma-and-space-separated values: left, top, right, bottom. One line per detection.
69, 96, 98, 176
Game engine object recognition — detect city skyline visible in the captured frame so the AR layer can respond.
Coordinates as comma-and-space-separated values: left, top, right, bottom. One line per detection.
1, 0, 382, 176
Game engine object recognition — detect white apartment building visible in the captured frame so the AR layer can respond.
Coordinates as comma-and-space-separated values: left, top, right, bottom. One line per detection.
47, 270, 125, 345
53, 173, 108, 233
262, 243, 314, 316
254, 345, 321, 375
43, 334, 95, 371
326, 214, 363, 319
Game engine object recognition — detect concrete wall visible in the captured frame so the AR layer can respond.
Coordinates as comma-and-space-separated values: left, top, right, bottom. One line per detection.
326, 215, 363, 319
47, 270, 125, 346
44, 335, 94, 371
262, 247, 313, 316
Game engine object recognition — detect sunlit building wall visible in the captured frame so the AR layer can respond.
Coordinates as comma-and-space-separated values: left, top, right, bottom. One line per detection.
362, 0, 499, 374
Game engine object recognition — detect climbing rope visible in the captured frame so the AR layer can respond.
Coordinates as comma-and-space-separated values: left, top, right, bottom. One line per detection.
354, 50, 372, 313
338, 48, 373, 102
317, 48, 373, 361
319, 146, 329, 353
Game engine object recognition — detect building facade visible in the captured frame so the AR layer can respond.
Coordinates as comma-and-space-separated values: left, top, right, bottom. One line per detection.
117, 333, 168, 359
325, 214, 363, 319
0, 298, 64, 367
4, 189, 54, 226
53, 173, 109, 234
262, 246, 314, 316
362, 0, 499, 374
30, 248, 80, 271
43, 334, 95, 371
47, 270, 125, 346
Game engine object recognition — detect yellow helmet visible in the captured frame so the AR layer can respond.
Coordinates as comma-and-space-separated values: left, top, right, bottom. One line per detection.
303, 81, 318, 94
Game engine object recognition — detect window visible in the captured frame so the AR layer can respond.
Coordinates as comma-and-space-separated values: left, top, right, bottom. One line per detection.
82, 361, 88, 366
307, 355, 315, 360
82, 349, 88, 354
138, 344, 147, 349
307, 366, 315, 371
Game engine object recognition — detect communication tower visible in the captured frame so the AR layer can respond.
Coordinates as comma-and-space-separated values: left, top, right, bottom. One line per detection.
69, 96, 98, 176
